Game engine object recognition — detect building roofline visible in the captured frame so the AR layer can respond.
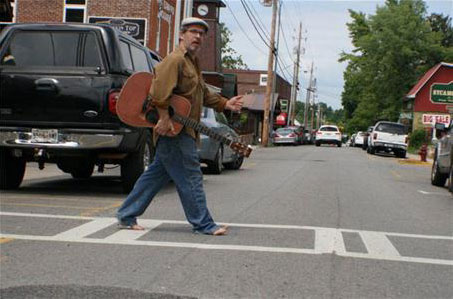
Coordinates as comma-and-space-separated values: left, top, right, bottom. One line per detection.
406, 62, 453, 98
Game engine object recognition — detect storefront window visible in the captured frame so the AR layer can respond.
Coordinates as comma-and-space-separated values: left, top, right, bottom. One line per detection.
64, 0, 86, 23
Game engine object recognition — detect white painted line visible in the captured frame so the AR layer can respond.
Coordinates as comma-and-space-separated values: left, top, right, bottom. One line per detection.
53, 218, 117, 240
1, 233, 452, 266
418, 190, 450, 196
1, 211, 453, 240
314, 228, 345, 254
105, 220, 161, 241
360, 231, 400, 256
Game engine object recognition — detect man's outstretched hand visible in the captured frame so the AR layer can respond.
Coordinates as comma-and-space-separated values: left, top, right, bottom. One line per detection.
225, 95, 244, 112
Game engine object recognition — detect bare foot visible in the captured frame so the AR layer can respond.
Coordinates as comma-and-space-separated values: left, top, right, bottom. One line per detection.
118, 223, 145, 230
213, 226, 228, 236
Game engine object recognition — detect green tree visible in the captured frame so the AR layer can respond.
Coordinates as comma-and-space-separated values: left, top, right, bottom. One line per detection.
340, 0, 451, 134
220, 23, 248, 70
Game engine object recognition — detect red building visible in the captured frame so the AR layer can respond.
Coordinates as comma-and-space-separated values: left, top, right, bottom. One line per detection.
402, 62, 453, 131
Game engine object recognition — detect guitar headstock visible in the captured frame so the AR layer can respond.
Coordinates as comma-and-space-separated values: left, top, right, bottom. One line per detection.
230, 142, 253, 157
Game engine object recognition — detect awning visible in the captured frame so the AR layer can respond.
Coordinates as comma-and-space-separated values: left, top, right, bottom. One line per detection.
242, 93, 279, 112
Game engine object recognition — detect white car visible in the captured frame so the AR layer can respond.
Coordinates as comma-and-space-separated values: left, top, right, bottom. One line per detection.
353, 131, 365, 147
315, 125, 342, 147
367, 121, 408, 158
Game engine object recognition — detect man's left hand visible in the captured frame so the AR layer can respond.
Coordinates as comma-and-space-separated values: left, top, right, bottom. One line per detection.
225, 95, 244, 112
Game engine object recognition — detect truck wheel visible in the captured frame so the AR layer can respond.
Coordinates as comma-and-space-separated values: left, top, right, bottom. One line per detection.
337, 142, 342, 147
0, 149, 26, 190
315, 142, 321, 147
224, 155, 244, 170
70, 162, 95, 179
121, 138, 154, 193
431, 157, 448, 187
207, 146, 223, 174
369, 146, 376, 155
396, 150, 406, 159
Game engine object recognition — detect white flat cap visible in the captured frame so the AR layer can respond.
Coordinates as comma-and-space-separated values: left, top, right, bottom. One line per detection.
180, 17, 209, 32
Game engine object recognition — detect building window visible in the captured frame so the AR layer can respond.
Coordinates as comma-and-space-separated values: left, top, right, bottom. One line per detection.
64, 0, 86, 23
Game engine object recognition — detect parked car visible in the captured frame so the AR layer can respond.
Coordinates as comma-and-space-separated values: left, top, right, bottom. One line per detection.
367, 121, 408, 158
0, 23, 161, 192
272, 127, 302, 145
198, 107, 244, 174
362, 126, 374, 150
287, 126, 305, 144
315, 125, 342, 147
353, 131, 365, 147
431, 121, 453, 191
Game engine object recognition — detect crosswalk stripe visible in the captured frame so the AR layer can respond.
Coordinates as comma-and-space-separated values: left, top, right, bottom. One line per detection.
53, 218, 117, 240
360, 231, 400, 256
314, 228, 346, 254
105, 220, 162, 241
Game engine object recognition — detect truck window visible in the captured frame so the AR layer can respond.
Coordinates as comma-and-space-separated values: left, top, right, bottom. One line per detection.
130, 45, 150, 72
375, 123, 406, 134
1, 31, 102, 68
83, 32, 102, 67
119, 41, 133, 71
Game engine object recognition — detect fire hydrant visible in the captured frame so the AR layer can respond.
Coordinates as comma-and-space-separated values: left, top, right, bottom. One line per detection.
418, 144, 428, 162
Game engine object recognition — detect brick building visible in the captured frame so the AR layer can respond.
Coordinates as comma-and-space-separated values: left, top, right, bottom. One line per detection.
402, 62, 453, 131
2, 0, 177, 57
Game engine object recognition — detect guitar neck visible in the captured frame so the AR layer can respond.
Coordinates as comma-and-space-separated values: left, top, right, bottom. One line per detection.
172, 114, 232, 146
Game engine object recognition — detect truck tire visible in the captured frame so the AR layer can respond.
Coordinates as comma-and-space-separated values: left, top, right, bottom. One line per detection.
337, 142, 342, 147
121, 137, 154, 193
431, 157, 448, 187
70, 162, 95, 179
0, 149, 26, 190
395, 150, 406, 159
207, 146, 223, 174
449, 166, 453, 193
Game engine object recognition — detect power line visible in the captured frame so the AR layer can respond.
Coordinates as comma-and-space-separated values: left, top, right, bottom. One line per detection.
240, 0, 271, 47
225, 1, 268, 56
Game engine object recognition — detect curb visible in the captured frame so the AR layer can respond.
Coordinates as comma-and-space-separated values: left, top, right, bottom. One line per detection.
398, 159, 432, 166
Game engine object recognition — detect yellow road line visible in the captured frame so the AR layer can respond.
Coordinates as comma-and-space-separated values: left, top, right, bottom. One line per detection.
398, 159, 431, 166
0, 203, 96, 209
80, 202, 122, 217
0, 238, 14, 244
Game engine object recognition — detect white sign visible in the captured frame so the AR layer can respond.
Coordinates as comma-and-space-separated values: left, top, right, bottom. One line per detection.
259, 74, 268, 86
422, 114, 451, 125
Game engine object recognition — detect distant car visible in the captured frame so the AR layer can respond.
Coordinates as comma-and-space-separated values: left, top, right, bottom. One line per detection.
431, 121, 453, 191
272, 127, 302, 145
315, 125, 342, 147
288, 126, 305, 144
353, 131, 365, 147
367, 121, 408, 158
198, 108, 244, 174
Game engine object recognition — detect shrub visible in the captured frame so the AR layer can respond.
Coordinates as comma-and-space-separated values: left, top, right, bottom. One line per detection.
409, 129, 428, 149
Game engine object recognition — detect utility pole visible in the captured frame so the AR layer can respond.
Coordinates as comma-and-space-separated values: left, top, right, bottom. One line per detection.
304, 61, 314, 130
288, 22, 302, 126
310, 78, 317, 130
269, 2, 282, 132
261, 0, 278, 147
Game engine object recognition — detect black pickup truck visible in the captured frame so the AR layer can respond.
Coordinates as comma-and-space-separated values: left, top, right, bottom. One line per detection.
0, 23, 161, 192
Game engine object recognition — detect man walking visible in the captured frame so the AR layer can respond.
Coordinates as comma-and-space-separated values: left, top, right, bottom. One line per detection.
117, 18, 243, 235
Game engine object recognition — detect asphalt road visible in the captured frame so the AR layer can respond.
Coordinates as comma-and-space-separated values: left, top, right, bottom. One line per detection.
1, 144, 452, 298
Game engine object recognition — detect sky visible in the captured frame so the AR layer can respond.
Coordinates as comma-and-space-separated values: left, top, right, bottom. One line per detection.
219, 0, 453, 110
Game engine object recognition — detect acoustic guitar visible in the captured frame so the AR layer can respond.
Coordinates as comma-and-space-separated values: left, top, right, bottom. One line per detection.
116, 72, 252, 158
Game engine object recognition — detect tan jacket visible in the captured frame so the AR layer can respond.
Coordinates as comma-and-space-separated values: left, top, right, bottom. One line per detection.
150, 45, 228, 142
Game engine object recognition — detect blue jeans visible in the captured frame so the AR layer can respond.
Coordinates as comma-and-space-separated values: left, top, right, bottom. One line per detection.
117, 132, 220, 234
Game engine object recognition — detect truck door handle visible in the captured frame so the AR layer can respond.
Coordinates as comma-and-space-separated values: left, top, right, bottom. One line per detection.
35, 78, 59, 91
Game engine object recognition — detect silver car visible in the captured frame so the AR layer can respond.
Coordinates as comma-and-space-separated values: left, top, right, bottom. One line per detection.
198, 108, 244, 174
272, 127, 302, 145
431, 121, 453, 192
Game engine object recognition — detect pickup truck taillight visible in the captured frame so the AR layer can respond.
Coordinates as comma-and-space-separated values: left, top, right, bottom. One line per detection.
288, 133, 296, 137
373, 133, 377, 140
108, 90, 121, 115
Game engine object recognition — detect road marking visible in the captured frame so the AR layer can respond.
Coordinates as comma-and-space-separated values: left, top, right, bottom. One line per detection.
0, 203, 96, 210
360, 231, 400, 256
1, 212, 452, 266
53, 218, 117, 240
314, 228, 346, 254
0, 238, 14, 244
418, 190, 450, 196
105, 220, 162, 241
